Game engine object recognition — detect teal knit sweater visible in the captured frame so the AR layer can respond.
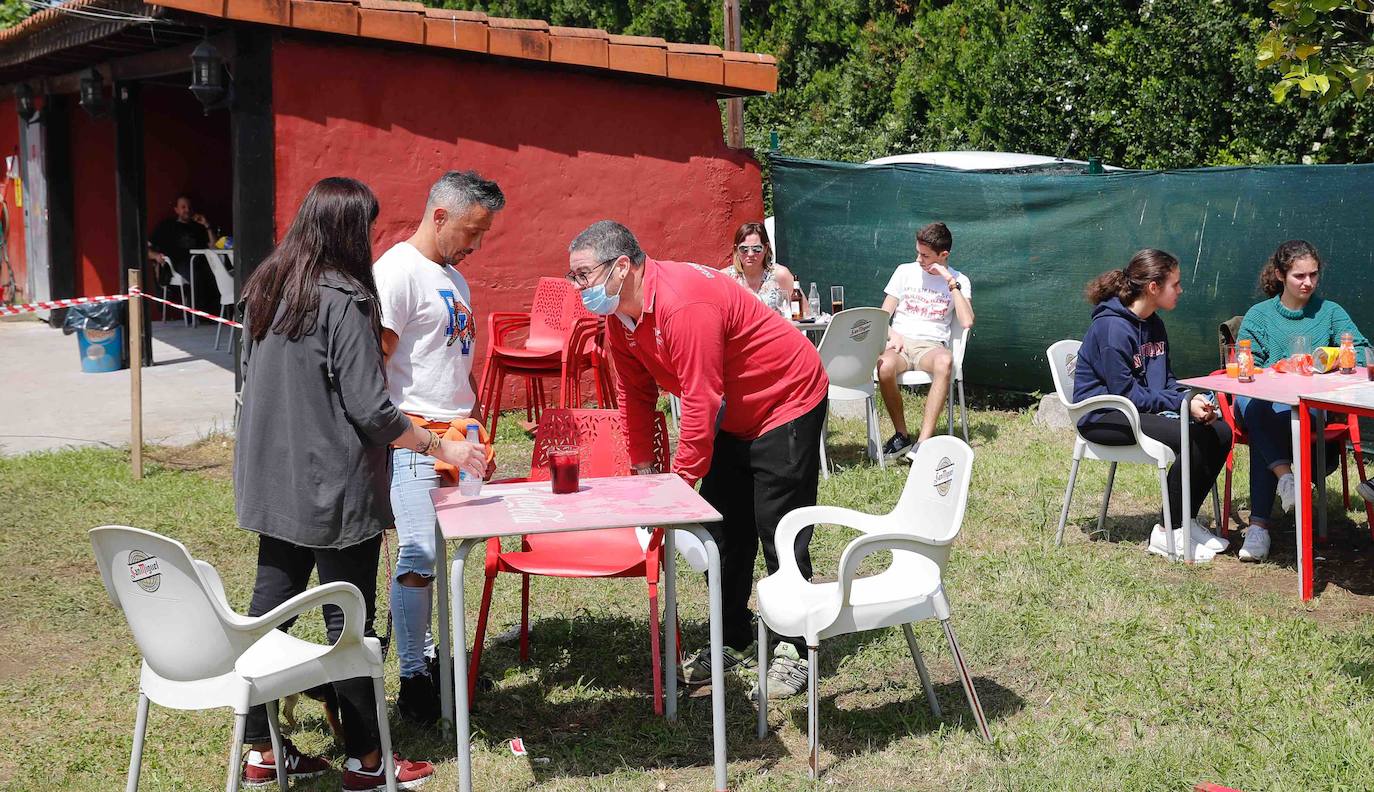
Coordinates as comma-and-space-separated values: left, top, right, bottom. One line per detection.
1237, 295, 1369, 367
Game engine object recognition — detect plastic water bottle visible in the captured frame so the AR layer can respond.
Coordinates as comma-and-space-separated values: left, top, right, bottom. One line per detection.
808, 282, 820, 318
459, 424, 483, 496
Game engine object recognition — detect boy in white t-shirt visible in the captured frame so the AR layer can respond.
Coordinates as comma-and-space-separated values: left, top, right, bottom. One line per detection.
376, 171, 505, 724
875, 222, 975, 460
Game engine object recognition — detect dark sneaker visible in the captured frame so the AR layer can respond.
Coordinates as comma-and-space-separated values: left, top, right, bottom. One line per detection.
678, 641, 756, 686
342, 754, 434, 791
242, 739, 330, 787
397, 673, 440, 725
881, 432, 915, 460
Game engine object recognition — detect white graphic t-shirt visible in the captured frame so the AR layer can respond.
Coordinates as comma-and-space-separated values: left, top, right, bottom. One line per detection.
374, 242, 476, 422
884, 262, 965, 344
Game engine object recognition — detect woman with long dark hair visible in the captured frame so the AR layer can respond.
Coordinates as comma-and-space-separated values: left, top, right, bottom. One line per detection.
717, 221, 797, 318
234, 177, 483, 790
1072, 249, 1233, 561
1232, 240, 1371, 562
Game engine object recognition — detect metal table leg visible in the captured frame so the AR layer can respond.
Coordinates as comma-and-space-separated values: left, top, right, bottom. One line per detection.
686, 525, 728, 792
436, 522, 453, 735
663, 526, 678, 722
1296, 408, 1312, 600
1178, 389, 1196, 562
449, 538, 480, 791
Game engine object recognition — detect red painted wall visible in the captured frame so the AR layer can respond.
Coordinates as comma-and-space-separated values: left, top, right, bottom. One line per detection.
271, 36, 765, 380
142, 83, 233, 240
68, 102, 119, 297
0, 104, 26, 301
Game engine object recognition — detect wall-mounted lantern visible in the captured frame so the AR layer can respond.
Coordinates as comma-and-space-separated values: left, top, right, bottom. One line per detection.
15, 84, 38, 123
79, 68, 107, 117
189, 40, 232, 114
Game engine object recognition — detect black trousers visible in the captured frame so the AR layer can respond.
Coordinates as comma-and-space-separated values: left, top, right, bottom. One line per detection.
699, 398, 826, 651
1079, 412, 1233, 525
243, 533, 382, 759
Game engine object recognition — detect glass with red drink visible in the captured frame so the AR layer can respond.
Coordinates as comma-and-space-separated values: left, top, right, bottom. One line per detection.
549, 448, 580, 494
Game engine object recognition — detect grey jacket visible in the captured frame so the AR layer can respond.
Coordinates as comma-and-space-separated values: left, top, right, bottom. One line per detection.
234, 273, 411, 549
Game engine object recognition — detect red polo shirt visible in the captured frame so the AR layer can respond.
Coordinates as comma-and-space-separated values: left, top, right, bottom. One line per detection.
608, 256, 829, 484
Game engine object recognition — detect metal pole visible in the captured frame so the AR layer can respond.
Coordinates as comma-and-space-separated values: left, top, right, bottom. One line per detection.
128, 268, 143, 479
724, 0, 743, 148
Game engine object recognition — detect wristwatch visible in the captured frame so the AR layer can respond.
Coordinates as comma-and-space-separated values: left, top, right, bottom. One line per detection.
948, 279, 961, 291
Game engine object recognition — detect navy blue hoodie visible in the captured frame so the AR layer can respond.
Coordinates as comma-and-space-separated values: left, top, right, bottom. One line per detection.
1072, 296, 1187, 426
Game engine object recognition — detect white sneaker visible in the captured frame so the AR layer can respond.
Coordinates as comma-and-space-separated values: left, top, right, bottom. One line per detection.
1146, 524, 1217, 563
1357, 479, 1374, 505
1239, 525, 1271, 562
1277, 473, 1297, 513
1189, 519, 1228, 553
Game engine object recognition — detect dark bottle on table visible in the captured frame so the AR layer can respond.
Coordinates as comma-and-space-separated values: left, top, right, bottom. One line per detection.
790, 285, 804, 321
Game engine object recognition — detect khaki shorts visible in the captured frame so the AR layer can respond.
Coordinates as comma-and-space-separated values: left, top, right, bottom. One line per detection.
896, 337, 947, 369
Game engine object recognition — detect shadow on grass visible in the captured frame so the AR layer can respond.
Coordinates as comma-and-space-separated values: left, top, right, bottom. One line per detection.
384, 613, 793, 780
787, 676, 1022, 769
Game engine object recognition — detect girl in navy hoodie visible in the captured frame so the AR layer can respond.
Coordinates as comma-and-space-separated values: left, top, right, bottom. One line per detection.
1073, 249, 1233, 560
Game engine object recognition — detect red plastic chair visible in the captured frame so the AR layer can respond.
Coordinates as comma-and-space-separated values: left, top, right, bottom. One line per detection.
468, 408, 674, 711
478, 278, 611, 437
1210, 369, 1374, 538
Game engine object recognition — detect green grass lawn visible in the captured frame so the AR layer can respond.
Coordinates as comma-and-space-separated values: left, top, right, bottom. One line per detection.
7, 395, 1374, 791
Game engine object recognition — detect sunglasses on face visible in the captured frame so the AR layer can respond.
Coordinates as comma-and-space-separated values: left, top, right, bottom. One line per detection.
737, 245, 766, 255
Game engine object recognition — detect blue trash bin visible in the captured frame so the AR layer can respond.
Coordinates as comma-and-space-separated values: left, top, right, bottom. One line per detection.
76, 324, 125, 373
63, 303, 127, 373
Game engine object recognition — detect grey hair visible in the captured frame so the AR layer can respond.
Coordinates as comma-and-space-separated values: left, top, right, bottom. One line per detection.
568, 220, 646, 266
425, 170, 506, 214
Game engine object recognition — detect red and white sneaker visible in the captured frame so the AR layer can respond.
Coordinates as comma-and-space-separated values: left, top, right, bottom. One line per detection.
242, 740, 331, 787
341, 754, 434, 791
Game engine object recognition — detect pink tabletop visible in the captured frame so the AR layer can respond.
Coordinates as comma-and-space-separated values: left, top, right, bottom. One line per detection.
1178, 370, 1370, 406
430, 473, 722, 541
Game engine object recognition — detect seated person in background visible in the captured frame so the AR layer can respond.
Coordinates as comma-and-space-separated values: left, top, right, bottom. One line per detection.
875, 222, 973, 460
718, 222, 796, 319
1073, 249, 1232, 561
147, 194, 215, 312
1233, 239, 1372, 563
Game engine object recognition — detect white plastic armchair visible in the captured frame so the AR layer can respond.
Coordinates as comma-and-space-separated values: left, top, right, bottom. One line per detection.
1047, 339, 1213, 557
89, 526, 400, 792
754, 436, 990, 779
817, 307, 891, 478
894, 273, 972, 442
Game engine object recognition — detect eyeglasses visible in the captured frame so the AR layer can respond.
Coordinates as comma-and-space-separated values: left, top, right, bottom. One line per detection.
737, 244, 766, 255
565, 257, 620, 289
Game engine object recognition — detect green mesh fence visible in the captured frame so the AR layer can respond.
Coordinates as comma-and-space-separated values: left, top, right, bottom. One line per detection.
770, 154, 1374, 394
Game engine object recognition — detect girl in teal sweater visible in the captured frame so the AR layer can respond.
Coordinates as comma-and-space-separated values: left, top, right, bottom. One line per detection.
1235, 240, 1370, 562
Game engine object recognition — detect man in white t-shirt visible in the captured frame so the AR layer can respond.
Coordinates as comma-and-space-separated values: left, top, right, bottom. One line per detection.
875, 222, 974, 460
375, 170, 505, 724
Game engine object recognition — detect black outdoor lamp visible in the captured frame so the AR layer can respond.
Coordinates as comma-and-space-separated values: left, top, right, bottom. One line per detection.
14, 84, 37, 123
189, 39, 232, 113
79, 68, 106, 116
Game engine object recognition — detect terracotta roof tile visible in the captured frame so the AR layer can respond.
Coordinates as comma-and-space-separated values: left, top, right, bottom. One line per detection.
549, 26, 608, 69
487, 16, 549, 61
7, 0, 776, 95
423, 9, 487, 52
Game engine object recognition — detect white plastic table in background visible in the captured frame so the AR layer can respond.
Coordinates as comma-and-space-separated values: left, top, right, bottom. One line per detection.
430, 474, 729, 791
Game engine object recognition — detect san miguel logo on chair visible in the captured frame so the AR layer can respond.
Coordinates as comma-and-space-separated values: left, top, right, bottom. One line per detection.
127, 550, 162, 593
850, 320, 872, 342
933, 457, 955, 496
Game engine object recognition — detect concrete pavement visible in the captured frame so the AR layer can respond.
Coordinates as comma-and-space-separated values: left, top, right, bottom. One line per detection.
0, 315, 236, 456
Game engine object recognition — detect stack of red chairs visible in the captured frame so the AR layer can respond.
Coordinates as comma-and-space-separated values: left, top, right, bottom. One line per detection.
1210, 369, 1374, 537
467, 408, 675, 712
478, 277, 614, 438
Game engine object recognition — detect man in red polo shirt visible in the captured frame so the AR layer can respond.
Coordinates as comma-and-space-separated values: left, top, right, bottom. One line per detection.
565, 220, 830, 699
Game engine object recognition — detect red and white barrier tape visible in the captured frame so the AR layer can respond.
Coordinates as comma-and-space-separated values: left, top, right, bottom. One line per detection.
128, 287, 243, 328
0, 293, 130, 315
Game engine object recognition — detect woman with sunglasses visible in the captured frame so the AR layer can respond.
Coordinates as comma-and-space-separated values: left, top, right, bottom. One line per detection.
718, 222, 796, 319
